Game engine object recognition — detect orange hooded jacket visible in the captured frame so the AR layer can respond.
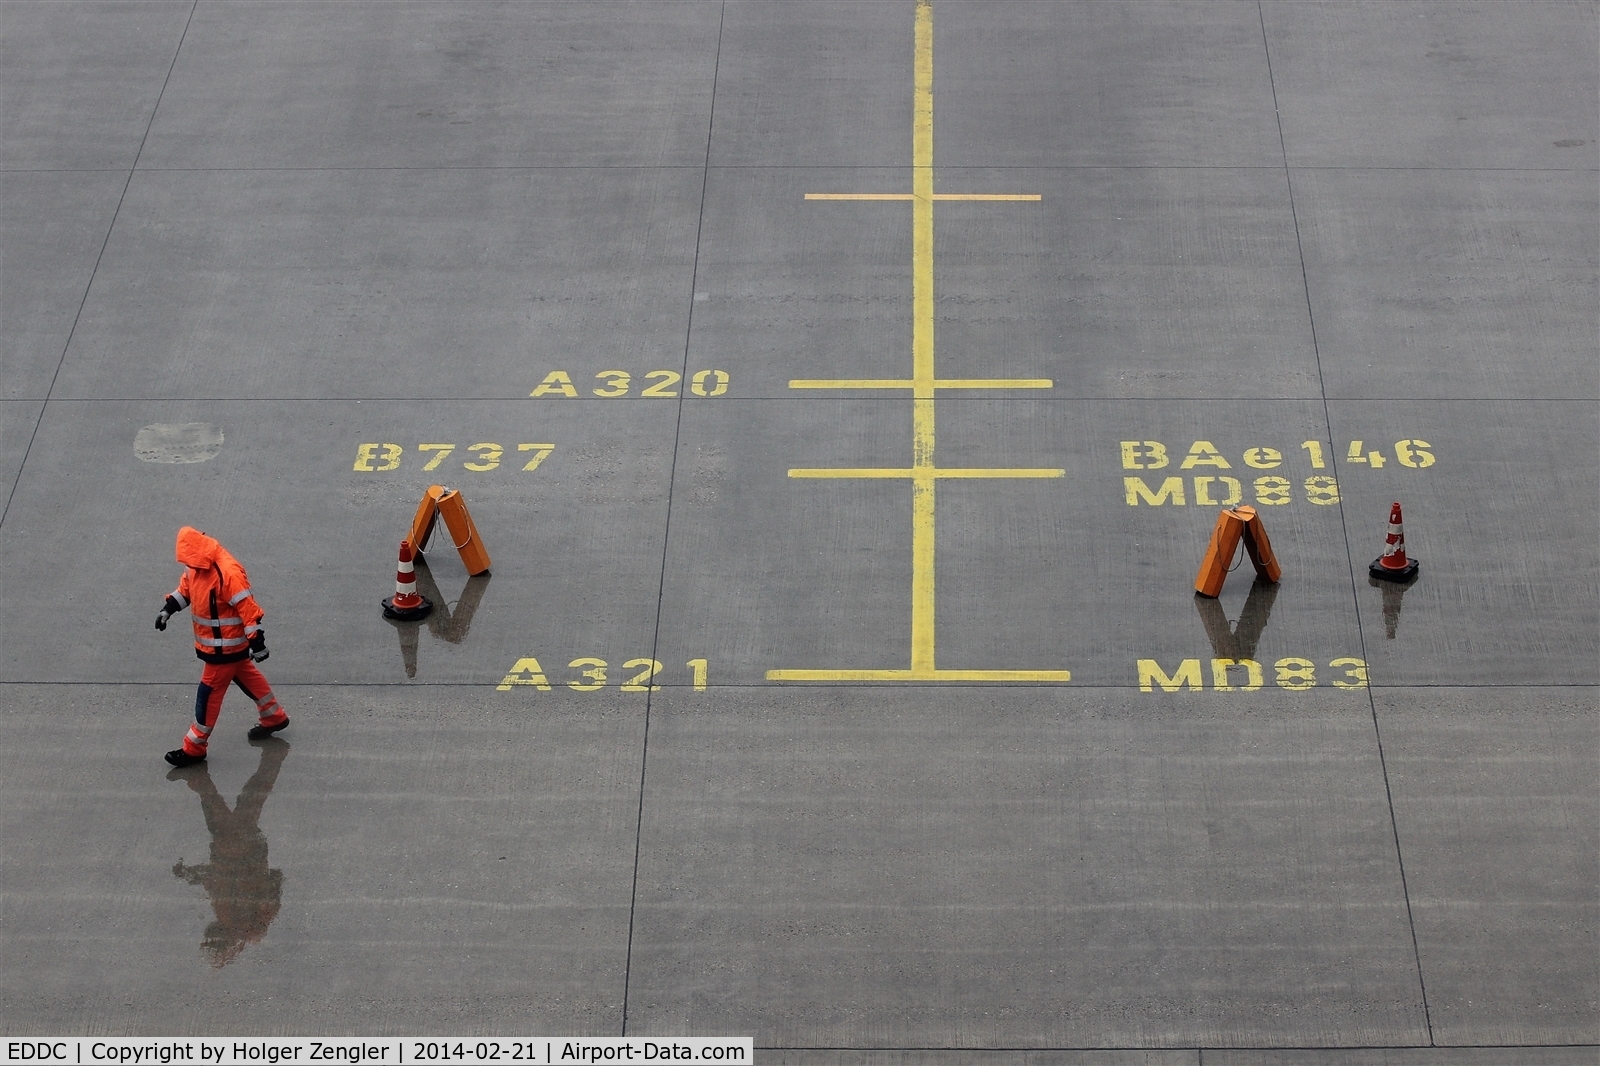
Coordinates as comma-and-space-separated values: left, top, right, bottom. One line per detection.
169, 527, 264, 664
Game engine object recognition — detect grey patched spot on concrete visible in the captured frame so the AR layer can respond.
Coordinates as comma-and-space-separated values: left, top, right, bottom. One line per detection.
133, 423, 223, 463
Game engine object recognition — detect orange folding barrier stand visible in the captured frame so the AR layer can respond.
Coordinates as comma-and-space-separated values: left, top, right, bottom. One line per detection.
407, 485, 491, 576
436, 487, 491, 575
409, 485, 448, 555
1236, 505, 1282, 584
1195, 505, 1280, 597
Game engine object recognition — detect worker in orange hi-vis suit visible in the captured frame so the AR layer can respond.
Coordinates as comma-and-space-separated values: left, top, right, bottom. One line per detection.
157, 527, 289, 767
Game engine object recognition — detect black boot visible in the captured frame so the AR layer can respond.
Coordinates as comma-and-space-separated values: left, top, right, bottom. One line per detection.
165, 749, 205, 767
247, 716, 290, 741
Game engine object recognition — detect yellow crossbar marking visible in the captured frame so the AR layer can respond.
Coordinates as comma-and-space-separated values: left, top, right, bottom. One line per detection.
935, 378, 1052, 389
767, 669, 1075, 682
805, 193, 1041, 201
789, 468, 1063, 479
770, 0, 1068, 686
789, 378, 914, 390
788, 378, 1053, 390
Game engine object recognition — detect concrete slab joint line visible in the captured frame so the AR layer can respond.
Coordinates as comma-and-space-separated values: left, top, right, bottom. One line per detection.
769, 0, 1070, 685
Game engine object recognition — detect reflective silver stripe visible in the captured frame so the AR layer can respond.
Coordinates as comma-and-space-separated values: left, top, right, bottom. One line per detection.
244, 624, 262, 634
171, 591, 189, 608
228, 588, 253, 605
193, 616, 243, 626
196, 636, 249, 648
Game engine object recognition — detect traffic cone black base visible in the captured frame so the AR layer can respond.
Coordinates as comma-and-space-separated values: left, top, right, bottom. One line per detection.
382, 594, 434, 621
1371, 502, 1418, 583
1369, 557, 1419, 582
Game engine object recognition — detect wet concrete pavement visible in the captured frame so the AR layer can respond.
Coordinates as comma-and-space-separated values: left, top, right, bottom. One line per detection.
1, 1, 1595, 1059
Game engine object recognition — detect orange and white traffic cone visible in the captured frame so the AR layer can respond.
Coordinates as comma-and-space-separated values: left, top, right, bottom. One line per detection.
1369, 501, 1419, 582
382, 539, 434, 620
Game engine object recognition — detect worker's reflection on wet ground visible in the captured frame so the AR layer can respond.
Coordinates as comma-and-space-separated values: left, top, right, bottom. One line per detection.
167, 738, 289, 967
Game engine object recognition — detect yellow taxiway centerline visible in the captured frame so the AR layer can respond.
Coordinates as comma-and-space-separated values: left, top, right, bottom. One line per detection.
769, 0, 1068, 685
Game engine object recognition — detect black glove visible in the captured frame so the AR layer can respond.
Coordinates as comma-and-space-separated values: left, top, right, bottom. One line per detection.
156, 596, 181, 631
249, 631, 269, 663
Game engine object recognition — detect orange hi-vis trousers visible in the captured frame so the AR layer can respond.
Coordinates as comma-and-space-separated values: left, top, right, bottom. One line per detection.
182, 660, 288, 756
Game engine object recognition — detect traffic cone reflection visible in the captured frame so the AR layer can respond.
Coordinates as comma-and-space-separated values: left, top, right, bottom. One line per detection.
1369, 501, 1419, 582
1369, 571, 1416, 638
382, 539, 434, 620
383, 565, 492, 678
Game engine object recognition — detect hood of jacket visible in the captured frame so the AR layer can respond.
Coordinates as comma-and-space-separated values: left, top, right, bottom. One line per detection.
175, 526, 221, 570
